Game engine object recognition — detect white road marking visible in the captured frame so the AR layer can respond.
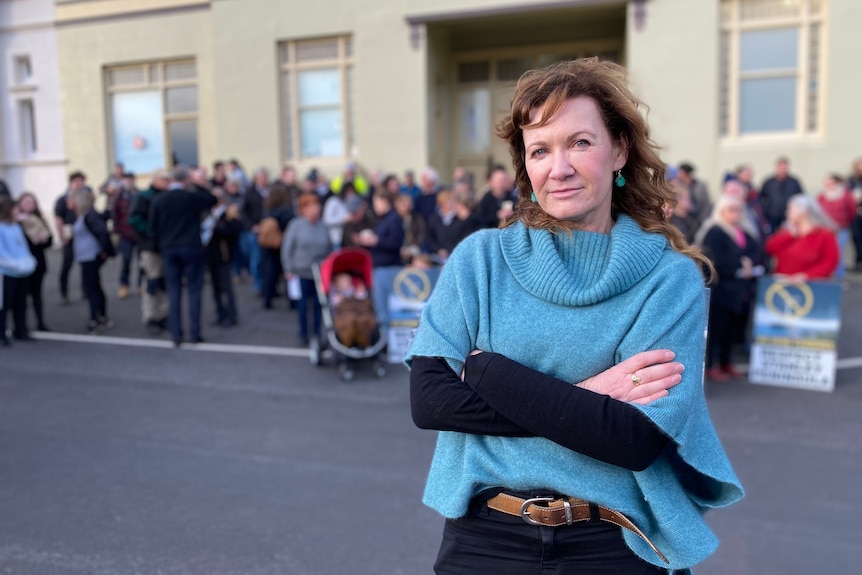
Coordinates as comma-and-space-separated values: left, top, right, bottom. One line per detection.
32, 331, 311, 358
29, 331, 862, 370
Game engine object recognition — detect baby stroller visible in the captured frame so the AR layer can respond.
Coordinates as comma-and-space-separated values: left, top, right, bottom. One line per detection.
311, 248, 387, 380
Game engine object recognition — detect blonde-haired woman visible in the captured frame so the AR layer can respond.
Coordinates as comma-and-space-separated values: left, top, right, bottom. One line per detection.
700, 195, 765, 381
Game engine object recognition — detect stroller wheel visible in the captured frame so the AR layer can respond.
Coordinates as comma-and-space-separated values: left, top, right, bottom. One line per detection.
339, 364, 354, 381
374, 360, 387, 378
309, 337, 321, 366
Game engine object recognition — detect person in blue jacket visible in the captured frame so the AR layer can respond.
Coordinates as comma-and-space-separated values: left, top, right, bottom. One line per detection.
0, 195, 37, 345
406, 58, 743, 574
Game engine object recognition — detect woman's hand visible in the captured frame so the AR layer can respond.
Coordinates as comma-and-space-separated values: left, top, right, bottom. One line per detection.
577, 350, 683, 405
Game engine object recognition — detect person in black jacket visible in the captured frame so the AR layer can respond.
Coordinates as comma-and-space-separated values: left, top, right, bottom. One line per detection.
474, 165, 518, 229
700, 195, 765, 382
205, 188, 243, 327
759, 156, 804, 234
353, 191, 404, 267
148, 166, 217, 346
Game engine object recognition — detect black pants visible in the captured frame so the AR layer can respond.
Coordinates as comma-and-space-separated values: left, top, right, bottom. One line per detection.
80, 259, 106, 322
209, 262, 237, 324
2, 275, 29, 337
260, 248, 283, 308
707, 304, 747, 368
59, 240, 75, 298
435, 493, 673, 575
26, 265, 46, 328
851, 214, 862, 266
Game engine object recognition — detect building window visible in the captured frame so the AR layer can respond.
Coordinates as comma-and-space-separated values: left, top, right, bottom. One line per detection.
14, 55, 32, 85
279, 36, 354, 161
18, 99, 37, 155
720, 0, 825, 138
106, 60, 198, 174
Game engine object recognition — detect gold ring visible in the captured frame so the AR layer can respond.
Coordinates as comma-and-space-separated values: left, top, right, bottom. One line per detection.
631, 374, 642, 386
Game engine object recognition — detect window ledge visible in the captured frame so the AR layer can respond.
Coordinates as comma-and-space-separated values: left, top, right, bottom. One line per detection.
720, 132, 825, 149
10, 84, 37, 94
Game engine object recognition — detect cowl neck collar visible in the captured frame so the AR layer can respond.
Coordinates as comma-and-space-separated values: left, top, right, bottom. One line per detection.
498, 215, 666, 306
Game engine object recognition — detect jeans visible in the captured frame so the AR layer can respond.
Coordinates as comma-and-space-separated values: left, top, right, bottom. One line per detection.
435, 493, 676, 575
80, 259, 106, 322
209, 262, 237, 324
296, 277, 321, 341
118, 237, 141, 287
163, 246, 205, 342
835, 228, 850, 278
238, 230, 261, 292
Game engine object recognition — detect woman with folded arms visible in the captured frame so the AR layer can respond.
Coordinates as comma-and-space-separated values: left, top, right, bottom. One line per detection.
407, 59, 742, 574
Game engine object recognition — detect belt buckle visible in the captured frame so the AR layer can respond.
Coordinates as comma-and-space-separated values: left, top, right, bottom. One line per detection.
518, 496, 554, 526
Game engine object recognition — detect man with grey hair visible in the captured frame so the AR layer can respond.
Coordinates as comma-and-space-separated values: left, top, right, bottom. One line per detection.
148, 165, 216, 347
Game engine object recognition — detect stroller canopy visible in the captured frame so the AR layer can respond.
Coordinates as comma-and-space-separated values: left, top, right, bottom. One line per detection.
318, 248, 375, 294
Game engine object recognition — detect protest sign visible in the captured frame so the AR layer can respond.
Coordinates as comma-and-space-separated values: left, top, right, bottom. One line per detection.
749, 277, 842, 392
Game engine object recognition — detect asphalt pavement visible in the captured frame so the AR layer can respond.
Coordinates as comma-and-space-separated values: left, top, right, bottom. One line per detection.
0, 252, 860, 574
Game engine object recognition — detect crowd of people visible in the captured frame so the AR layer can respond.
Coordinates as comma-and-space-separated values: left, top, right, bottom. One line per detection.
0, 153, 857, 355
665, 156, 851, 381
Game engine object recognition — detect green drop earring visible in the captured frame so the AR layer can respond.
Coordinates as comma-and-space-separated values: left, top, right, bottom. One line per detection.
530, 192, 537, 203
614, 169, 626, 188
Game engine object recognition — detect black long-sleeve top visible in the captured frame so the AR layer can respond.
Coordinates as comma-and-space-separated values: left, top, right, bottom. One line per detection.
410, 353, 670, 472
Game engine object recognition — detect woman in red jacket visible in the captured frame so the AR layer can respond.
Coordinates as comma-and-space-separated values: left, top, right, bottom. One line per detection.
766, 194, 839, 282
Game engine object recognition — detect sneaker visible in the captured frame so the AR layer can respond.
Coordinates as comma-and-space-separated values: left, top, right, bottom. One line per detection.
118, 285, 130, 299
85, 320, 100, 335
146, 321, 163, 336
705, 367, 729, 382
97, 316, 114, 331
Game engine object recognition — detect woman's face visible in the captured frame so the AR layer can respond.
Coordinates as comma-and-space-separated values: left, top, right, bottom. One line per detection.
786, 202, 803, 226
372, 195, 391, 216
523, 96, 626, 232
721, 203, 743, 227
17, 195, 36, 214
302, 202, 321, 222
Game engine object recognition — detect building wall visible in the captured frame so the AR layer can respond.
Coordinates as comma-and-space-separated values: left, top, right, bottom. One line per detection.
0, 0, 67, 225
209, 0, 427, 179
628, 0, 861, 195
56, 5, 214, 187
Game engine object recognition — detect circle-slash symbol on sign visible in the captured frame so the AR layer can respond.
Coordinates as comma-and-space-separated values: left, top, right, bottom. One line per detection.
765, 281, 814, 318
393, 268, 431, 302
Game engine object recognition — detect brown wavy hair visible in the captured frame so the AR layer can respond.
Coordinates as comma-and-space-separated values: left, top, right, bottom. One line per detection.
496, 58, 711, 274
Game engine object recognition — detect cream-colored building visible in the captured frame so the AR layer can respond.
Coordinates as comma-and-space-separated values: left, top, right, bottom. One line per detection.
0, 0, 67, 217
55, 0, 860, 196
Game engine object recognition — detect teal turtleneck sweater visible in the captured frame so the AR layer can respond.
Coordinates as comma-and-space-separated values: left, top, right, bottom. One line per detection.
405, 215, 743, 570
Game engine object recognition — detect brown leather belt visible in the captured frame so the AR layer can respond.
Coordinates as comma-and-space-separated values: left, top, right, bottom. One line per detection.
486, 492, 669, 565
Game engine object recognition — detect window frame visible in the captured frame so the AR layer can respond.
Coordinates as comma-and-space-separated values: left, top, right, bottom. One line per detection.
720, 0, 827, 142
104, 59, 199, 174
279, 36, 354, 163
